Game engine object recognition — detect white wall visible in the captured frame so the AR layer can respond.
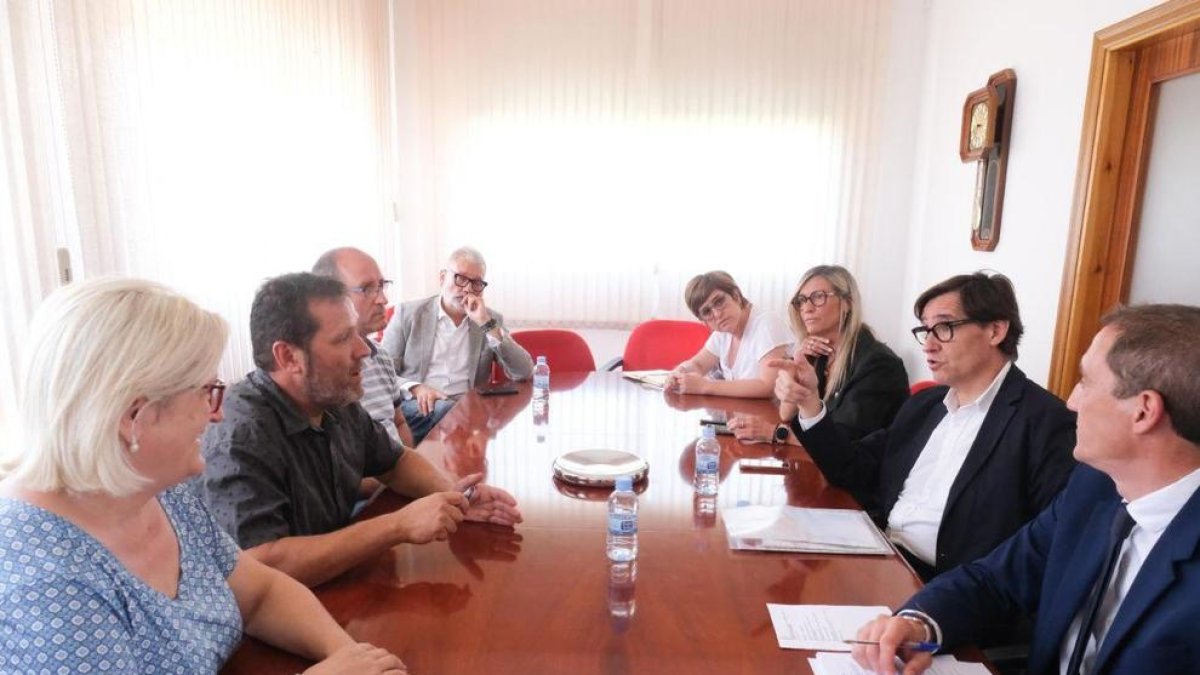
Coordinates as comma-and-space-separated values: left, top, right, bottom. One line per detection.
894, 0, 1166, 385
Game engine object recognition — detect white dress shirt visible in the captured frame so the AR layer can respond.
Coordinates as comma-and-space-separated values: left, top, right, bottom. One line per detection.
421, 303, 475, 397
1058, 466, 1200, 674
886, 361, 1012, 565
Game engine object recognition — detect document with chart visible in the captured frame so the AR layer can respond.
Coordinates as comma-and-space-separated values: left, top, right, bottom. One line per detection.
722, 505, 891, 555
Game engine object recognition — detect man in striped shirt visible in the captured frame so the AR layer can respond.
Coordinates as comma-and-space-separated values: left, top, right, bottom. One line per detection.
313, 247, 413, 447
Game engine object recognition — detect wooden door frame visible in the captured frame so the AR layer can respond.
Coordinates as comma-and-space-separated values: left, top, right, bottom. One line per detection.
1048, 0, 1200, 398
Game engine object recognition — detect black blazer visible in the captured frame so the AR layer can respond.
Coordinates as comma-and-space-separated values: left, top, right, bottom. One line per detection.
791, 365, 1077, 577
813, 327, 909, 441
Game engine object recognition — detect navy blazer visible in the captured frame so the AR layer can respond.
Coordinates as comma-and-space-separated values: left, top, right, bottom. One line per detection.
791, 364, 1076, 576
905, 465, 1200, 674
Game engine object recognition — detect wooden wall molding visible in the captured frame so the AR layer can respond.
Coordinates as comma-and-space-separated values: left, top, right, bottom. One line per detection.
1048, 0, 1200, 398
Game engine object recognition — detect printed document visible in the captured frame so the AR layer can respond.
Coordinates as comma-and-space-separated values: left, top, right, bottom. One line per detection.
723, 505, 890, 554
766, 604, 891, 651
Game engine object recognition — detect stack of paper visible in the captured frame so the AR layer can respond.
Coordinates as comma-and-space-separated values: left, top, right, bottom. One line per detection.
766, 604, 891, 651
621, 370, 670, 389
723, 505, 891, 554
808, 652, 991, 675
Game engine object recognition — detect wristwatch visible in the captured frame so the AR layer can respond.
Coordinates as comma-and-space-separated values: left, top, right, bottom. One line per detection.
479, 318, 499, 333
772, 424, 790, 445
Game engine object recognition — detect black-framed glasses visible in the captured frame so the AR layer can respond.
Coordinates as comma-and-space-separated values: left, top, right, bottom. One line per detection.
911, 319, 977, 345
202, 379, 226, 414
348, 280, 392, 299
449, 271, 488, 293
698, 293, 731, 320
791, 290, 838, 308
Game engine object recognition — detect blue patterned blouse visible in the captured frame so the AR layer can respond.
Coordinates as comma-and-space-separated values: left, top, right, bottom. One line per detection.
0, 484, 244, 673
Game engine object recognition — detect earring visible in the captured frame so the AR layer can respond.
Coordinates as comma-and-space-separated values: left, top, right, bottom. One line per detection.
129, 436, 140, 454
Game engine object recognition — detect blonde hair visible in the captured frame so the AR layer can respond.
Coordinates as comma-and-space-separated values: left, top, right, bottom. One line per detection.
1, 278, 228, 496
788, 265, 865, 402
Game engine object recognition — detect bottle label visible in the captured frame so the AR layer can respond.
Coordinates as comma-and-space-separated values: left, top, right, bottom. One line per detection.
696, 456, 719, 474
608, 514, 637, 535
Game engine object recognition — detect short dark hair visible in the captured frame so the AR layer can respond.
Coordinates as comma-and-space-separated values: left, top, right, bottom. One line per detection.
250, 273, 347, 371
684, 271, 748, 319
1101, 304, 1200, 445
914, 271, 1023, 358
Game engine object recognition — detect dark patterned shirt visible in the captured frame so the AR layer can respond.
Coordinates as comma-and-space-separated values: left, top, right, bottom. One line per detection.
198, 369, 402, 548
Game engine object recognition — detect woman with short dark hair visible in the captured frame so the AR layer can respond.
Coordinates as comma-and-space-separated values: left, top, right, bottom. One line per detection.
666, 271, 792, 399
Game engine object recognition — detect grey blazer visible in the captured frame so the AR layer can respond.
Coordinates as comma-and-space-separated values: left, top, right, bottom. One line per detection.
380, 295, 534, 390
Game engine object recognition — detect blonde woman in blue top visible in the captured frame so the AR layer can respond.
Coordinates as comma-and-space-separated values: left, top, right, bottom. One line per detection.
0, 278, 406, 674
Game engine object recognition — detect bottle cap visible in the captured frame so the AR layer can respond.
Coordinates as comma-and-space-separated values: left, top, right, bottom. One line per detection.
615, 476, 633, 492
701, 424, 717, 440
537, 355, 548, 364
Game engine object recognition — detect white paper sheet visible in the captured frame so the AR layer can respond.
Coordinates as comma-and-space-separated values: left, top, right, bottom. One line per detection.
766, 604, 891, 651
808, 651, 992, 675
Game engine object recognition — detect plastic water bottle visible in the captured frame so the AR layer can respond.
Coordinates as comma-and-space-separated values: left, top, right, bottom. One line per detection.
533, 397, 549, 443
532, 356, 551, 399
694, 425, 720, 496
606, 476, 638, 562
607, 561, 637, 632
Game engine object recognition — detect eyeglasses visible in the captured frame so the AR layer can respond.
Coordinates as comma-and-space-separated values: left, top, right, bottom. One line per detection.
348, 280, 392, 299
202, 379, 227, 414
698, 294, 730, 320
448, 271, 488, 293
791, 290, 838, 308
911, 319, 977, 345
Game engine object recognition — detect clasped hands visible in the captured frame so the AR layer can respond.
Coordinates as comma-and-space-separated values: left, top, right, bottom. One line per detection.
768, 349, 823, 420
390, 472, 523, 545
664, 365, 709, 395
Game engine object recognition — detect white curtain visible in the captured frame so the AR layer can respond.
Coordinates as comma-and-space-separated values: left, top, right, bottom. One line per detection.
1, 0, 397, 401
393, 0, 892, 327
0, 1, 69, 449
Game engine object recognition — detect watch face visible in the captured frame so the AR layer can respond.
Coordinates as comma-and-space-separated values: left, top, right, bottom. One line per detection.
969, 101, 990, 150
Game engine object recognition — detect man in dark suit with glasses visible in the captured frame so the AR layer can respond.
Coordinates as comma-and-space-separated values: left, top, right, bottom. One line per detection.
775, 271, 1076, 580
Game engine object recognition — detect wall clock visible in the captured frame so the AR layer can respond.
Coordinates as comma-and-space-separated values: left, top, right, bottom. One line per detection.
960, 69, 1016, 252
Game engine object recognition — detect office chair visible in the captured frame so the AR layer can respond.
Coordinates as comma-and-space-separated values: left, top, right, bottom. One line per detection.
511, 329, 597, 373
604, 319, 710, 371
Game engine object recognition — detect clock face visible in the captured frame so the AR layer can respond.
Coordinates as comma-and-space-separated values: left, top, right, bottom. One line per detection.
969, 102, 990, 150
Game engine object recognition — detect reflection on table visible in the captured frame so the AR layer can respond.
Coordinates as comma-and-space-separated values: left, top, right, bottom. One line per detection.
222, 372, 987, 674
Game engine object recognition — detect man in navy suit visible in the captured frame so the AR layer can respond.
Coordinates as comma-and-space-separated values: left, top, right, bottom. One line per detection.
776, 272, 1076, 579
854, 304, 1200, 675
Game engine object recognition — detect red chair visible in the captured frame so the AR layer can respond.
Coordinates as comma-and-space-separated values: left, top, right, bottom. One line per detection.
910, 379, 938, 395
511, 329, 597, 373
606, 319, 710, 371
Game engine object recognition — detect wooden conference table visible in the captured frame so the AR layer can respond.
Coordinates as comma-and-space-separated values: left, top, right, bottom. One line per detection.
223, 372, 992, 674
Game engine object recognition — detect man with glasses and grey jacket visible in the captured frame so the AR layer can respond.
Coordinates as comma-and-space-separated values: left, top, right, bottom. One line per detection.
381, 246, 533, 445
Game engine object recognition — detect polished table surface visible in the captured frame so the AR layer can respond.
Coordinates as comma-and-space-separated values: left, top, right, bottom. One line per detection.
222, 372, 991, 674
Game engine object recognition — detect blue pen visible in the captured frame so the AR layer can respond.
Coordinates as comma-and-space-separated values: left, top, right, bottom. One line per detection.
843, 639, 940, 652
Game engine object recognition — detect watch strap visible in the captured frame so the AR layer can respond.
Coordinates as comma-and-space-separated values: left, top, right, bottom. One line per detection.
479, 318, 499, 333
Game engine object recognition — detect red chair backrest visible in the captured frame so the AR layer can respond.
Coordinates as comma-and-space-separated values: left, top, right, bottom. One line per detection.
622, 320, 710, 371
511, 329, 597, 373
910, 379, 938, 395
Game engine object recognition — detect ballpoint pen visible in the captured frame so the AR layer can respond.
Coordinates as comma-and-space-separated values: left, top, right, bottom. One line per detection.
842, 639, 940, 652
